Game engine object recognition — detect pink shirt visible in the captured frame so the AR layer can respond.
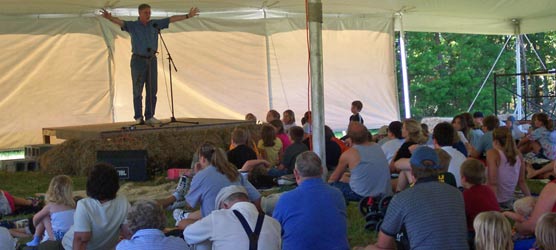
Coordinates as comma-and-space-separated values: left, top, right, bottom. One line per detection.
276, 133, 292, 151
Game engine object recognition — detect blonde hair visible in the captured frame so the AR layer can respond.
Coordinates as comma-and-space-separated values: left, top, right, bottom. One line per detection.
198, 142, 239, 182
535, 213, 556, 250
403, 119, 427, 144
474, 211, 513, 250
493, 127, 519, 165
513, 196, 537, 218
45, 175, 75, 207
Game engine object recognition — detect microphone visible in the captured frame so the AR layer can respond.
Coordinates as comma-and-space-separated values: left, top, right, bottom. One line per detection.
152, 23, 159, 30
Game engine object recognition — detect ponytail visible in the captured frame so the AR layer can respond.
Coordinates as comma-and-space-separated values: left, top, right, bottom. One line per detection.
198, 142, 239, 182
493, 127, 518, 165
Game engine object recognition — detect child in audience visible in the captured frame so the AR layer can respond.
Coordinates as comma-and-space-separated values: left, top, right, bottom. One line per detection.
270, 119, 292, 151
27, 175, 75, 246
266, 109, 280, 123
503, 196, 537, 241
227, 127, 258, 169
461, 159, 500, 236
474, 211, 513, 250
349, 100, 364, 124
257, 124, 282, 167
534, 213, 556, 250
519, 113, 556, 160
0, 190, 41, 217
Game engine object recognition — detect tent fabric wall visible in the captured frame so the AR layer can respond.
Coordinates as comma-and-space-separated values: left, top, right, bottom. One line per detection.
0, 16, 397, 149
0, 17, 113, 149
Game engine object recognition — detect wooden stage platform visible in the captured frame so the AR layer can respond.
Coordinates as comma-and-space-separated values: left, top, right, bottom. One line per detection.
42, 118, 253, 144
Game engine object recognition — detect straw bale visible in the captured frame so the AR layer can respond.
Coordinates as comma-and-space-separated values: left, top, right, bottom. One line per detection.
39, 124, 261, 176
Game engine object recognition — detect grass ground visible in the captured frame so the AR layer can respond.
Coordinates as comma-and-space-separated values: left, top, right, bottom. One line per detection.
0, 171, 546, 248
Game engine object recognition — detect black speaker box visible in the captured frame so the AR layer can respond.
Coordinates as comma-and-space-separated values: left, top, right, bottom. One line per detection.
97, 150, 148, 181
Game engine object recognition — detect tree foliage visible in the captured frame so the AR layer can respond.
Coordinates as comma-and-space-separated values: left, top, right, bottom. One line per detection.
395, 32, 556, 119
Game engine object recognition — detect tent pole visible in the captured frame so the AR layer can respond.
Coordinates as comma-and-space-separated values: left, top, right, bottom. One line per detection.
467, 36, 511, 113
264, 9, 273, 110
397, 13, 411, 119
514, 20, 523, 120
308, 0, 327, 178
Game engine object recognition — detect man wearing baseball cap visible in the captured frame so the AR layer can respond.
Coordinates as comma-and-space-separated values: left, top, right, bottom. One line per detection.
356, 146, 468, 250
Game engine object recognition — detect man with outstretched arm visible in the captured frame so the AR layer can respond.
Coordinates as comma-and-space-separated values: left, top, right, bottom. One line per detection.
100, 4, 199, 126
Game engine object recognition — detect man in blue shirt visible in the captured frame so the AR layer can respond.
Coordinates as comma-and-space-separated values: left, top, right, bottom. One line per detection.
100, 4, 199, 125
273, 151, 349, 250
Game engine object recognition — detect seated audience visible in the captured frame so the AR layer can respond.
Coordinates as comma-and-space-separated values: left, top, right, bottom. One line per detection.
258, 124, 283, 167
511, 161, 556, 236
273, 151, 349, 250
518, 113, 556, 160
266, 109, 280, 123
534, 213, 556, 250
269, 126, 308, 177
380, 121, 404, 164
466, 112, 484, 149
506, 116, 524, 141
27, 175, 75, 247
433, 122, 467, 188
282, 109, 297, 134
160, 142, 261, 228
117, 199, 189, 250
473, 211, 513, 250
227, 127, 257, 169
0, 190, 41, 217
328, 122, 392, 201
486, 127, 531, 209
270, 119, 292, 151
460, 159, 500, 245
62, 163, 131, 250
184, 185, 281, 250
245, 113, 257, 122
355, 146, 468, 250
469, 115, 500, 159
390, 119, 428, 192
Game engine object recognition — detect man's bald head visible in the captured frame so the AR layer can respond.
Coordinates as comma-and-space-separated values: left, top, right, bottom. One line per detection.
348, 122, 369, 144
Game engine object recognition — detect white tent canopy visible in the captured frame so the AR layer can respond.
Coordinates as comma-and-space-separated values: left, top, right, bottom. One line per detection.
1, 0, 556, 149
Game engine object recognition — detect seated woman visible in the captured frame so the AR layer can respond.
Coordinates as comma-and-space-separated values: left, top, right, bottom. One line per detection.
116, 199, 189, 250
159, 142, 261, 229
62, 163, 131, 250
390, 119, 428, 192
486, 127, 531, 209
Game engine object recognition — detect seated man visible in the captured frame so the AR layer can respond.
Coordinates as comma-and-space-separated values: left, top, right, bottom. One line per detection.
183, 185, 281, 250
355, 146, 468, 250
273, 151, 349, 250
117, 200, 189, 250
328, 122, 392, 201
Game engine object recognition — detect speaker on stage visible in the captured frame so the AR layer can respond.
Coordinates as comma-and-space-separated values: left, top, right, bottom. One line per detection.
97, 150, 148, 181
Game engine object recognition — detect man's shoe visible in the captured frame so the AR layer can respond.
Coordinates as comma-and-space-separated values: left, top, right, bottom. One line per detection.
135, 117, 145, 125
145, 117, 162, 125
173, 175, 191, 201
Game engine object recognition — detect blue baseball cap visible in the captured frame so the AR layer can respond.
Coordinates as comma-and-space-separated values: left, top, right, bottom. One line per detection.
410, 146, 442, 170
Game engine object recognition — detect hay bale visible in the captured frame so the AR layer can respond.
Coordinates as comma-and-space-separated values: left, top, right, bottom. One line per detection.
39, 124, 261, 176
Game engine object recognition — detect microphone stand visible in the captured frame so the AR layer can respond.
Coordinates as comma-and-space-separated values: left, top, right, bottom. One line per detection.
157, 26, 198, 127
